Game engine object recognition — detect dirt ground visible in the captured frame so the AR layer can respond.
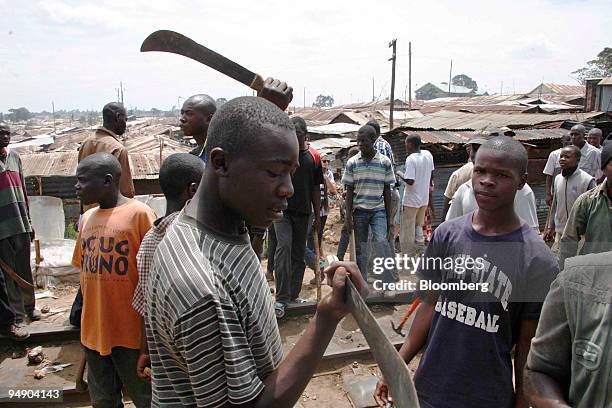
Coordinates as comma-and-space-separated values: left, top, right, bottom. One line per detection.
0, 205, 420, 406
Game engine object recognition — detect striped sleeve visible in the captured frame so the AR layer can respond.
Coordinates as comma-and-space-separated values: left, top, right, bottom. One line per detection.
174, 295, 265, 407
383, 157, 395, 185
342, 159, 354, 186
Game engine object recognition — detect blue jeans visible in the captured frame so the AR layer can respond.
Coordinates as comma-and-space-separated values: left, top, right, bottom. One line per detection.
353, 208, 396, 283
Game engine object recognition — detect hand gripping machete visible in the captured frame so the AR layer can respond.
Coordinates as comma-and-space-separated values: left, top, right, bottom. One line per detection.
327, 254, 420, 408
140, 30, 265, 92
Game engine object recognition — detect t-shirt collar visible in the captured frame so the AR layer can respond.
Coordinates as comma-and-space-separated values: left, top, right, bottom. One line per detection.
98, 127, 121, 142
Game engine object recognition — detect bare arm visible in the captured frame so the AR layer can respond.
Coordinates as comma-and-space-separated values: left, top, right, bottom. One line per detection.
324, 177, 337, 195
252, 262, 364, 407
545, 175, 553, 206
514, 320, 538, 408
523, 369, 571, 408
383, 184, 392, 226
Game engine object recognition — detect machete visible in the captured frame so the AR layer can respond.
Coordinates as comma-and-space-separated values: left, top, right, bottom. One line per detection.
327, 252, 420, 407
140, 30, 265, 92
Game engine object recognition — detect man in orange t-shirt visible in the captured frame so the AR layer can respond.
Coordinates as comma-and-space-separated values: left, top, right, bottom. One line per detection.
72, 152, 155, 407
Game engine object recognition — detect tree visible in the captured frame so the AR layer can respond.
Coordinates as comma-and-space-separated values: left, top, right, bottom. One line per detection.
312, 94, 334, 108
150, 108, 161, 116
7, 107, 32, 122
216, 98, 227, 107
573, 47, 612, 82
452, 74, 478, 92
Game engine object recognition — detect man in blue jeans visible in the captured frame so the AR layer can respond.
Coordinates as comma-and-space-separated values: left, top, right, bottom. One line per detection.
342, 125, 396, 286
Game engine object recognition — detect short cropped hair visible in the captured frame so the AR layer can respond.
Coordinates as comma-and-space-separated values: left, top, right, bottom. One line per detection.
204, 96, 294, 160
358, 124, 377, 142
102, 102, 125, 123
159, 153, 204, 199
79, 152, 122, 182
562, 145, 581, 161
405, 134, 421, 148
478, 136, 528, 174
291, 116, 307, 134
366, 120, 380, 136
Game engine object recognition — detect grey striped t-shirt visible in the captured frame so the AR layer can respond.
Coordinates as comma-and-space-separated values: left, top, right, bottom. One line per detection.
146, 211, 283, 407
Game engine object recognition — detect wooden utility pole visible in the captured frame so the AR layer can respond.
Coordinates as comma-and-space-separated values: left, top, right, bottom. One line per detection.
51, 101, 56, 134
303, 87, 306, 109
372, 77, 375, 101
120, 81, 124, 105
448, 59, 453, 97
408, 42, 412, 109
388, 39, 397, 130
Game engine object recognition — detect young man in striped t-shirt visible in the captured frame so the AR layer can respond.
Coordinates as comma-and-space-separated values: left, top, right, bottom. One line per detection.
146, 96, 365, 408
342, 125, 397, 285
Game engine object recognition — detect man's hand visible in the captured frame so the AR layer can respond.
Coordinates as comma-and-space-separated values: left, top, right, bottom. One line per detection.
136, 352, 151, 382
546, 193, 553, 207
374, 375, 393, 406
316, 261, 366, 323
258, 77, 293, 111
542, 228, 555, 242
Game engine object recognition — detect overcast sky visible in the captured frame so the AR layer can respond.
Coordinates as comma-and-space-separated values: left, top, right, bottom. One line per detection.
1, 0, 610, 113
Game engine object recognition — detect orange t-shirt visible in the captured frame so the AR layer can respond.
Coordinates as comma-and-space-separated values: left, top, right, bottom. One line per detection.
72, 199, 155, 355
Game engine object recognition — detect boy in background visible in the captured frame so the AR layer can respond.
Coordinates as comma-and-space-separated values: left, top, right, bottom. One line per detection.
72, 153, 155, 407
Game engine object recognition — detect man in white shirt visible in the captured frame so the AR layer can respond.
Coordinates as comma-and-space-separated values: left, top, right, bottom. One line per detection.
396, 135, 434, 257
447, 179, 539, 229
543, 146, 596, 255
441, 139, 484, 220
543, 133, 572, 206
570, 124, 601, 179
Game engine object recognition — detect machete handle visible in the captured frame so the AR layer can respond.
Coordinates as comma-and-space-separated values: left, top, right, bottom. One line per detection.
250, 74, 265, 92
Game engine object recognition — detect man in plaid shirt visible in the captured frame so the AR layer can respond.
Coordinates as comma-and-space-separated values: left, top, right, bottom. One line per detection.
132, 153, 204, 381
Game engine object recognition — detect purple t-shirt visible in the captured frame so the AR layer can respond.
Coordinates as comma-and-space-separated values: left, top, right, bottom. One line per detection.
415, 213, 559, 408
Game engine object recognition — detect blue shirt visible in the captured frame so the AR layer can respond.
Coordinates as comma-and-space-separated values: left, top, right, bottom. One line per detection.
415, 214, 559, 408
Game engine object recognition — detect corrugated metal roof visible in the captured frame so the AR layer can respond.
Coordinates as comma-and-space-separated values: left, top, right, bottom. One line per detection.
401, 110, 606, 130
21, 151, 180, 179
528, 83, 585, 96
383, 128, 568, 145
307, 123, 361, 135
598, 77, 612, 86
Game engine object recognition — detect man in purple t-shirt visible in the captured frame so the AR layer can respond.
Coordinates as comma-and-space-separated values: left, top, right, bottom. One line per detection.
374, 136, 559, 408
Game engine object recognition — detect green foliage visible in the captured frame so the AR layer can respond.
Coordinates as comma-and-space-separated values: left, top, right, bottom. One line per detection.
216, 98, 227, 107
573, 47, 612, 82
312, 94, 334, 108
452, 74, 478, 92
6, 107, 32, 122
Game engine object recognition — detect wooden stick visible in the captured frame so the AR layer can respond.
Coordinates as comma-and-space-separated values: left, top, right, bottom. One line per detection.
313, 230, 322, 302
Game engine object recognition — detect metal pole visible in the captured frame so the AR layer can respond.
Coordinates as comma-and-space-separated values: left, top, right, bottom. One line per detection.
372, 77, 375, 102
408, 42, 412, 109
448, 59, 453, 97
389, 39, 397, 130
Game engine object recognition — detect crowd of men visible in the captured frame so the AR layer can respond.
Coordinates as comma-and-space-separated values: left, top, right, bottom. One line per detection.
0, 78, 610, 407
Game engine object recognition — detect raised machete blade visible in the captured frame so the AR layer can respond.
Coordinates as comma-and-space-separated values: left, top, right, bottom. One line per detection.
140, 30, 259, 89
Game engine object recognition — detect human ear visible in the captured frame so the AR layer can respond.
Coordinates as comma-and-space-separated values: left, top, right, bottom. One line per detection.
187, 182, 198, 198
209, 148, 228, 176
